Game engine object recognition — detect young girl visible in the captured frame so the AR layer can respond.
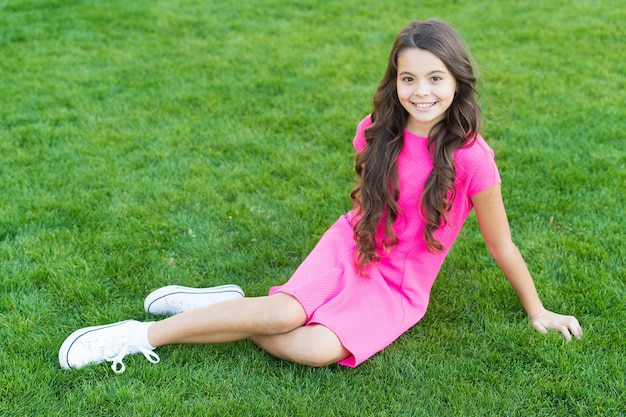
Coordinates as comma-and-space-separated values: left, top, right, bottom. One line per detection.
59, 19, 583, 373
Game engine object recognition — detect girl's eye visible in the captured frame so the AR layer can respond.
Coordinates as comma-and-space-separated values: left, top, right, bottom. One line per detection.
431, 76, 442, 82
402, 76, 414, 83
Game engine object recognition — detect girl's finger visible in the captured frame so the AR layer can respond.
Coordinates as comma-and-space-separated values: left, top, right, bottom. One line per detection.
531, 321, 548, 335
570, 323, 584, 339
558, 325, 573, 341
563, 317, 583, 339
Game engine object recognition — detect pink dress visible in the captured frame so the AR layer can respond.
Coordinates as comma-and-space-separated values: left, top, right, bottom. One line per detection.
269, 115, 501, 367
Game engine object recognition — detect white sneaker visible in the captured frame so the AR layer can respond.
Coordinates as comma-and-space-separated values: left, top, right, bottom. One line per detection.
59, 320, 159, 374
144, 284, 245, 315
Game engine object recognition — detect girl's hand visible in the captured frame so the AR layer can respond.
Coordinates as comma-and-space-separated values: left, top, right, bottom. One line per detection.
529, 308, 583, 341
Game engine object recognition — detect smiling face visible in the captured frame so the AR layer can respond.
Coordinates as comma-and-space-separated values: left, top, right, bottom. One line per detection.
396, 47, 457, 137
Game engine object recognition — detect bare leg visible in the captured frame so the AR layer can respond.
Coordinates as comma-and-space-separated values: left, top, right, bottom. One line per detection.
252, 325, 350, 367
147, 293, 306, 346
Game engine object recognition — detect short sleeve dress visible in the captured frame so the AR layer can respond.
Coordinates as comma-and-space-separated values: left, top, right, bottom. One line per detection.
269, 115, 501, 367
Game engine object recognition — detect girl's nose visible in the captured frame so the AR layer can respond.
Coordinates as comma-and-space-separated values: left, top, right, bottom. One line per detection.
414, 84, 430, 97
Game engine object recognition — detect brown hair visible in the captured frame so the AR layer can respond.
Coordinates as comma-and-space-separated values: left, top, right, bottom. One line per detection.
350, 19, 481, 273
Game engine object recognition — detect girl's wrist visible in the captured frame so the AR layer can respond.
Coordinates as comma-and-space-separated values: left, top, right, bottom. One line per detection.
528, 306, 546, 320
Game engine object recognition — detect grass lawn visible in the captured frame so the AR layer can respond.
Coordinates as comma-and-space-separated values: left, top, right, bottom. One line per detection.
1, 0, 624, 415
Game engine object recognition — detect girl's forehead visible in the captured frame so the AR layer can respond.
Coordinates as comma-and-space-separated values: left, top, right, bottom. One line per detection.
397, 48, 448, 72
398, 48, 445, 66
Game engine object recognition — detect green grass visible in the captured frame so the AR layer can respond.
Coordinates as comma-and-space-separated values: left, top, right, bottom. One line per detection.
1, 0, 624, 415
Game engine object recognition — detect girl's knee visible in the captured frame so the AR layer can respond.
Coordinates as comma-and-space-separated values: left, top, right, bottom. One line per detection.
296, 346, 345, 367
251, 324, 350, 367
260, 294, 307, 334
293, 326, 350, 367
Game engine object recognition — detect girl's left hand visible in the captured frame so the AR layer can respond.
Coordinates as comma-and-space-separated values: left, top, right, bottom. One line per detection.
529, 309, 583, 341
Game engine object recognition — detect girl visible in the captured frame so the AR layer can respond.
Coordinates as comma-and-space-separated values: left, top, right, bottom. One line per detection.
59, 19, 582, 374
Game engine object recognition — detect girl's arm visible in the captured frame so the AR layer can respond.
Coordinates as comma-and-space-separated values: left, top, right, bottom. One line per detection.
470, 184, 583, 340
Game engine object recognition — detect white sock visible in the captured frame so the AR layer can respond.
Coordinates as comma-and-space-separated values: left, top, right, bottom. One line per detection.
133, 321, 156, 350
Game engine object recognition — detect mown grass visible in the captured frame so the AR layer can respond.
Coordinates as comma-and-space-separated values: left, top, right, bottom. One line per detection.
0, 0, 624, 415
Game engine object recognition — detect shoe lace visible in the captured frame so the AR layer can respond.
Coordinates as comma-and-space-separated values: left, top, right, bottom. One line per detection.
105, 343, 160, 374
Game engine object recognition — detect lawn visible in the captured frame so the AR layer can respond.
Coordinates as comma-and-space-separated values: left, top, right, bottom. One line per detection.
0, 0, 624, 415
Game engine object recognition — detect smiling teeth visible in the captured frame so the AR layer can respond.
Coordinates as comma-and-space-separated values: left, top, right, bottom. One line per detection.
413, 102, 435, 108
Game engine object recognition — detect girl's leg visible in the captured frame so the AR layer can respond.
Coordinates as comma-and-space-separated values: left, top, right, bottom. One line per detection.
59, 292, 341, 372
251, 325, 350, 367
147, 293, 307, 346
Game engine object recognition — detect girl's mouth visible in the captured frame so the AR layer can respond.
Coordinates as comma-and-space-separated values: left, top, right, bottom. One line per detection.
412, 101, 436, 109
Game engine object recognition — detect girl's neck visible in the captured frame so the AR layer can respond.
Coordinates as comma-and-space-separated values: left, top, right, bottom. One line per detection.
405, 126, 430, 139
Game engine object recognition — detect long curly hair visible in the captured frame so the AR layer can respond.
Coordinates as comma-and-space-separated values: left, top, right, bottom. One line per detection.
350, 19, 482, 274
